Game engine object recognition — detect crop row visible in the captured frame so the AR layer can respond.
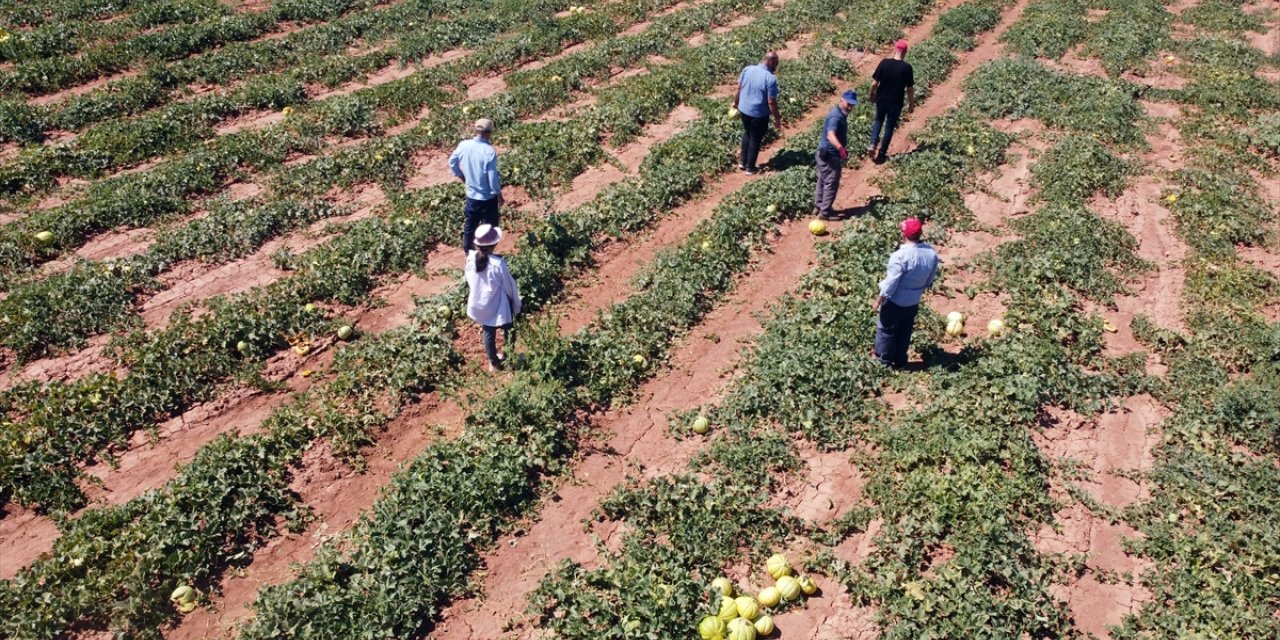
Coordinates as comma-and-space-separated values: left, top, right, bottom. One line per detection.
1114, 16, 1279, 638
0, 0, 722, 360
0, 0, 632, 194
1001, 0, 1174, 77
0, 45, 846, 640
0, 0, 236, 65
0, 0, 843, 512
0, 0, 537, 143
0, 0, 753, 288
0, 0, 146, 27
0, 0, 392, 97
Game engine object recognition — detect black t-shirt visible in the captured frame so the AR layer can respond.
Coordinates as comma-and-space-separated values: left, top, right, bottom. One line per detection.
872, 59, 914, 107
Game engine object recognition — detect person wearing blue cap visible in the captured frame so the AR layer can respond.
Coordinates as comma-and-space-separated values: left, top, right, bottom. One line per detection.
813, 89, 857, 220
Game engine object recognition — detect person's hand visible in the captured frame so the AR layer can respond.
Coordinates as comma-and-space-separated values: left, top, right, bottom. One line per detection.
496, 193, 504, 207
872, 295, 883, 311
907, 101, 916, 113
774, 116, 782, 129
838, 146, 848, 161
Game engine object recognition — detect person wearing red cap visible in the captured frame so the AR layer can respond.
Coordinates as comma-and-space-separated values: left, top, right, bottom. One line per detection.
872, 217, 938, 368
867, 39, 915, 164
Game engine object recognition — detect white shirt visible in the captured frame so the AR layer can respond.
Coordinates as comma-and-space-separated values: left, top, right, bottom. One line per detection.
465, 251, 522, 326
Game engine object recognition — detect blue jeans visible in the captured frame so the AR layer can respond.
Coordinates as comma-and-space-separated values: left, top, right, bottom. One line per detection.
462, 197, 500, 252
869, 102, 903, 158
874, 300, 918, 368
482, 323, 514, 368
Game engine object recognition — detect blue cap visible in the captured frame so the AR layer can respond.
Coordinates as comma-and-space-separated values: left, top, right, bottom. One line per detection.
841, 89, 858, 105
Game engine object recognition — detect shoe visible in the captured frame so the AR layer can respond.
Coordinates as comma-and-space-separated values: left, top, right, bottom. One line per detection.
817, 211, 833, 221
873, 154, 888, 165
744, 168, 758, 176
737, 163, 746, 171
866, 146, 877, 156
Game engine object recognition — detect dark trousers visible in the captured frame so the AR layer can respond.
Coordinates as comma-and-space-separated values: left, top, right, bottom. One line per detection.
813, 149, 843, 215
869, 101, 903, 159
739, 113, 769, 171
874, 300, 918, 368
482, 323, 514, 368
462, 197, 500, 252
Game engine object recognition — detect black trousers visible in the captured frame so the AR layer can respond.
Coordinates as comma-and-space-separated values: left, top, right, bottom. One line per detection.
870, 101, 903, 159
739, 113, 770, 171
462, 197, 500, 252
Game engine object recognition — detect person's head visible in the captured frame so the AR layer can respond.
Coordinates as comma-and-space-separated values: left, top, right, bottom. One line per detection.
762, 51, 779, 72
893, 39, 909, 60
473, 118, 494, 140
473, 224, 503, 270
900, 217, 923, 243
840, 89, 858, 112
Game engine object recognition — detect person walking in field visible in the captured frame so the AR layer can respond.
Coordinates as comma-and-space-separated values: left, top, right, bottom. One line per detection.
872, 217, 938, 369
733, 51, 782, 176
449, 118, 503, 252
813, 89, 858, 220
466, 224, 522, 372
867, 40, 915, 164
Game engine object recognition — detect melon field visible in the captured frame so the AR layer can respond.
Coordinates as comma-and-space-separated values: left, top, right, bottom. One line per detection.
0, 0, 1276, 638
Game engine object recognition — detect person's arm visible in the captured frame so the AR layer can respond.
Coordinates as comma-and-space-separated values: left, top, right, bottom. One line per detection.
449, 145, 466, 181
876, 253, 904, 308
768, 77, 781, 128
503, 259, 522, 316
868, 79, 880, 103
924, 254, 938, 289
464, 251, 478, 287
906, 66, 916, 112
487, 151, 503, 205
825, 121, 847, 159
733, 69, 745, 110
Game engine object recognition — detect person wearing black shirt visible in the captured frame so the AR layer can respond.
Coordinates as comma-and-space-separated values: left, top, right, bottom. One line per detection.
867, 39, 915, 164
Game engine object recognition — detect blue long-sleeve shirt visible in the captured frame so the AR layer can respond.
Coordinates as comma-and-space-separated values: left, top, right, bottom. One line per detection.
879, 242, 939, 307
449, 137, 502, 201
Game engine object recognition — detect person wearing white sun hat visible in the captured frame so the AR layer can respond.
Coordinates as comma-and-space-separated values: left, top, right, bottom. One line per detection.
465, 224, 522, 372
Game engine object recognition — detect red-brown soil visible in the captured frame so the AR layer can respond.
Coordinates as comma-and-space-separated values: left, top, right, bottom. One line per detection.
1032, 397, 1164, 639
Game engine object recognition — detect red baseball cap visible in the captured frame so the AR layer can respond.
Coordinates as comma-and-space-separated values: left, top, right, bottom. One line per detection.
894, 39, 909, 52
900, 217, 923, 239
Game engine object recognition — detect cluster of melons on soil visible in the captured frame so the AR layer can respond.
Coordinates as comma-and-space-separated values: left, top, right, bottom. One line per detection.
697, 554, 818, 639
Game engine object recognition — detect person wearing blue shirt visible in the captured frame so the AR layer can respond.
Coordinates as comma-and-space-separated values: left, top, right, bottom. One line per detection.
873, 218, 939, 368
449, 118, 503, 252
733, 52, 781, 175
813, 89, 857, 220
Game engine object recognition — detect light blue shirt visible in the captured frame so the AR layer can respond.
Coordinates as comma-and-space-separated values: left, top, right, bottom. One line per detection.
879, 242, 939, 307
737, 64, 779, 118
449, 137, 502, 201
